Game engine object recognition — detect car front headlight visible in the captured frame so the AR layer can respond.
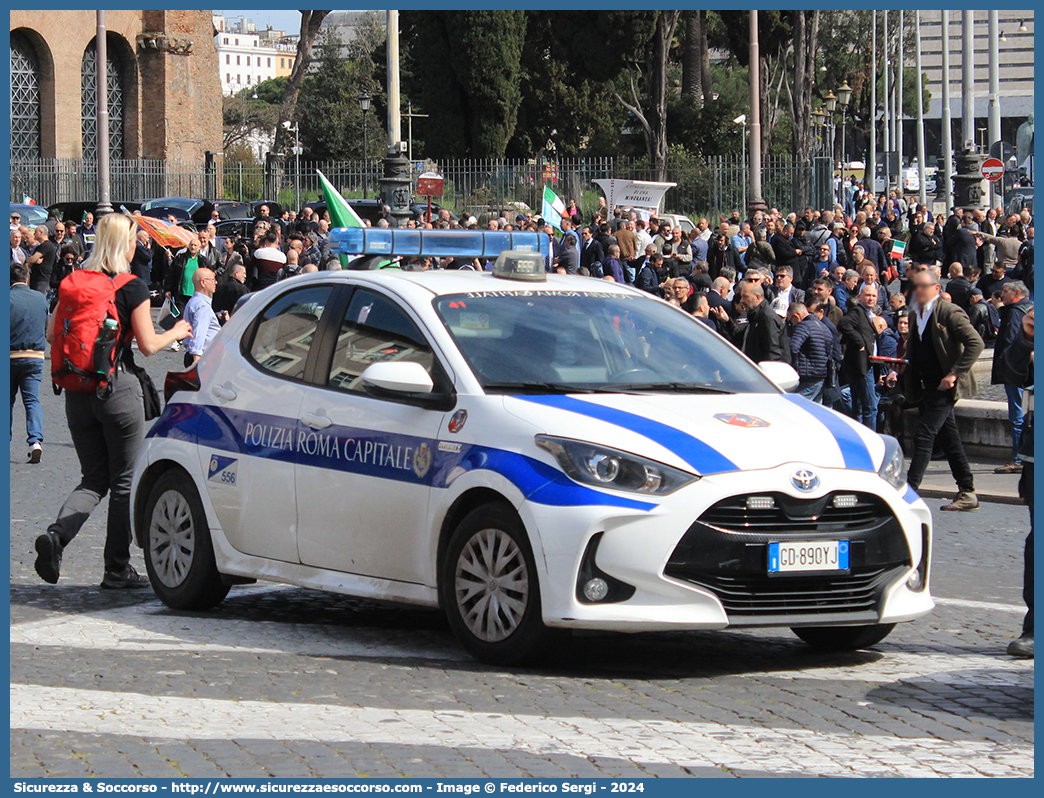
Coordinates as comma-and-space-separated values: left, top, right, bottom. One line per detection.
877, 434, 907, 489
535, 435, 698, 496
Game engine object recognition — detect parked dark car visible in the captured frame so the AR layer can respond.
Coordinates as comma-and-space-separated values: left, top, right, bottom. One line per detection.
251, 200, 284, 219
47, 200, 143, 223
138, 197, 253, 225
10, 203, 49, 227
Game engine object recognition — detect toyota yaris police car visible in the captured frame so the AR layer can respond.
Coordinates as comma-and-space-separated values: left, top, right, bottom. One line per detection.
131, 233, 932, 664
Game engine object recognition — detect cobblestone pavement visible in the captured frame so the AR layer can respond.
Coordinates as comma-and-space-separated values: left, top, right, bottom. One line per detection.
10, 347, 1034, 778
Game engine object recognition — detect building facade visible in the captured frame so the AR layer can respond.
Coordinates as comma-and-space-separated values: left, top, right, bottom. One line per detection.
213, 15, 297, 96
9, 9, 222, 163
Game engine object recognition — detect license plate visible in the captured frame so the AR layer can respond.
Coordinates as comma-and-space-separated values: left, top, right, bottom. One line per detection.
768, 540, 849, 574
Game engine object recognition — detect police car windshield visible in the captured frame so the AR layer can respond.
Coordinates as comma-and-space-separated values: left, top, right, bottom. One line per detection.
433, 290, 776, 395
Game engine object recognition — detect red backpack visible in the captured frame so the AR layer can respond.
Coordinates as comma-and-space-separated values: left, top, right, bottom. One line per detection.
51, 270, 135, 394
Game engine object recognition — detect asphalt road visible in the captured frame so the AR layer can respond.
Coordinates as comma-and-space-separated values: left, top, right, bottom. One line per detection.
9, 346, 1034, 778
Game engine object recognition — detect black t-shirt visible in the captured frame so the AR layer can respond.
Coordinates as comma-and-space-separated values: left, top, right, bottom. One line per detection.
30, 240, 57, 292
114, 275, 151, 342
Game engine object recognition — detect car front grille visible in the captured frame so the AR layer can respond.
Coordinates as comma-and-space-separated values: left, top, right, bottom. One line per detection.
698, 492, 887, 536
665, 491, 911, 621
675, 566, 907, 617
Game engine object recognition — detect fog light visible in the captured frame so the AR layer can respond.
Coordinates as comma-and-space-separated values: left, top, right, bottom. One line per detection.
906, 568, 925, 592
583, 578, 609, 602
746, 496, 775, 510
833, 494, 858, 508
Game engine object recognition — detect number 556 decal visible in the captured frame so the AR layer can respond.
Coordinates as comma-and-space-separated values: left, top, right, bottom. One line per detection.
208, 455, 238, 486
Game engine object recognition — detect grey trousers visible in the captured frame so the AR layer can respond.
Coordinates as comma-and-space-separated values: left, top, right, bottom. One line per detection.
48, 370, 144, 573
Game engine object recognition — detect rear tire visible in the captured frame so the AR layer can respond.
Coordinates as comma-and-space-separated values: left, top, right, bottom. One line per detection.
439, 503, 552, 665
143, 469, 230, 611
792, 623, 896, 651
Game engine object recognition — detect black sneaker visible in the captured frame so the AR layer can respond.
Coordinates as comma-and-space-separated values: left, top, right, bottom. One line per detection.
34, 532, 62, 584
100, 564, 151, 590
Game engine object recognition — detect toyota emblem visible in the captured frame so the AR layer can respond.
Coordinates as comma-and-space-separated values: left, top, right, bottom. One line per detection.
791, 469, 820, 492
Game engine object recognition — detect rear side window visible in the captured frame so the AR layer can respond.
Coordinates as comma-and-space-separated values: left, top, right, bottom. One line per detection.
246, 285, 334, 382
326, 289, 434, 393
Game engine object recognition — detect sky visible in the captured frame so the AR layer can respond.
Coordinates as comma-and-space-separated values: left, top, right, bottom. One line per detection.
216, 9, 356, 34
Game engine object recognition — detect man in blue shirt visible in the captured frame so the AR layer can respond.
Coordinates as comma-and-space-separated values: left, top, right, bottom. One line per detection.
10, 261, 48, 463
730, 223, 753, 261
182, 268, 221, 367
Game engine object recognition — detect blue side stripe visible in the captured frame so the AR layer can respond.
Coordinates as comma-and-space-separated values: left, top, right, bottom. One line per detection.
783, 395, 875, 472
517, 395, 738, 476
150, 403, 654, 512
902, 485, 920, 504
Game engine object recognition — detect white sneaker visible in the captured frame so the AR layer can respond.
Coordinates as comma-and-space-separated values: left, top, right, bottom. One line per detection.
169, 341, 181, 352
27, 442, 42, 464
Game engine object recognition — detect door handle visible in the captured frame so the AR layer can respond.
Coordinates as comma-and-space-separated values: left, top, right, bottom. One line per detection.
211, 385, 237, 401
301, 412, 332, 430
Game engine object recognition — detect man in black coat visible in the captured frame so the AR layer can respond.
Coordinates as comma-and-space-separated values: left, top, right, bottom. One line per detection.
953, 217, 980, 272
734, 280, 790, 364
578, 226, 605, 276
770, 223, 802, 271
838, 283, 881, 430
945, 262, 974, 311
130, 229, 154, 285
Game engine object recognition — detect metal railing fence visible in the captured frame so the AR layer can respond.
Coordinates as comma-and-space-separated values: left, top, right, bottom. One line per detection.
11, 154, 835, 220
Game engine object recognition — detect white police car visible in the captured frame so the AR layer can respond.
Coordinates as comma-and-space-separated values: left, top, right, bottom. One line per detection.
131, 231, 932, 664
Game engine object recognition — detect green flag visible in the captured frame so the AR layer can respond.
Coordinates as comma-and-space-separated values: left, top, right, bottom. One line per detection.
317, 168, 366, 268
317, 169, 365, 228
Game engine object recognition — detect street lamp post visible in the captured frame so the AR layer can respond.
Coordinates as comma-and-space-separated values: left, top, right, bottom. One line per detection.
359, 92, 371, 199
734, 114, 747, 213
837, 80, 852, 192
824, 90, 837, 204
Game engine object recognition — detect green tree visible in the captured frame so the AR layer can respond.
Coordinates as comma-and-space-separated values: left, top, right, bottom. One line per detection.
402, 11, 527, 158
295, 28, 383, 161
507, 12, 625, 157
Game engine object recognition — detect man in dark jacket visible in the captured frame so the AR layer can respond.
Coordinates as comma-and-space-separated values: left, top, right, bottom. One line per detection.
905, 270, 985, 511
770, 223, 802, 271
1002, 307, 1034, 659
601, 244, 626, 284
735, 280, 789, 364
788, 303, 834, 403
578, 226, 605, 276
953, 217, 980, 272
909, 221, 942, 265
130, 230, 153, 284
992, 281, 1033, 473
838, 283, 881, 429
978, 260, 1012, 299
941, 207, 963, 264
945, 262, 974, 311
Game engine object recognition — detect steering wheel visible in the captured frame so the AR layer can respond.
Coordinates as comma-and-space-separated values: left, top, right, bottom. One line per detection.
613, 367, 660, 382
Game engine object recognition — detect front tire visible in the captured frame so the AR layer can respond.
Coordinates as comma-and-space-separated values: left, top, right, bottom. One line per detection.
143, 469, 230, 610
792, 623, 896, 651
439, 503, 552, 665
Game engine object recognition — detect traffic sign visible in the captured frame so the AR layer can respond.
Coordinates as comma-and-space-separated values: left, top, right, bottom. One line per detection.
981, 158, 1005, 182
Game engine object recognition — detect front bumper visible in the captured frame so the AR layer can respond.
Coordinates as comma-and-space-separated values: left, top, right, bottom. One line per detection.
521, 462, 933, 632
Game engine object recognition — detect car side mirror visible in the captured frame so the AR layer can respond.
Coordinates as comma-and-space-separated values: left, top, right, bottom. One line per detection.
758, 361, 800, 392
360, 361, 434, 396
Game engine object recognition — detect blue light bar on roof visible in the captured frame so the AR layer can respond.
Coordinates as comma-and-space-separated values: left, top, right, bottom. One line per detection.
327, 228, 549, 259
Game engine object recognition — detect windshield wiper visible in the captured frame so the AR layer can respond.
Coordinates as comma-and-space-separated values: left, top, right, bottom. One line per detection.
482, 382, 619, 395
611, 382, 736, 395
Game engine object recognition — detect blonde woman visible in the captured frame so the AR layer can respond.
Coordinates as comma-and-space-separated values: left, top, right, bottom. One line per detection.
36, 214, 193, 589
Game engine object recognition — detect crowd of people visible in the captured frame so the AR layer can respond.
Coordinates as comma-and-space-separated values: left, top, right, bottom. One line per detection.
8, 188, 1036, 654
